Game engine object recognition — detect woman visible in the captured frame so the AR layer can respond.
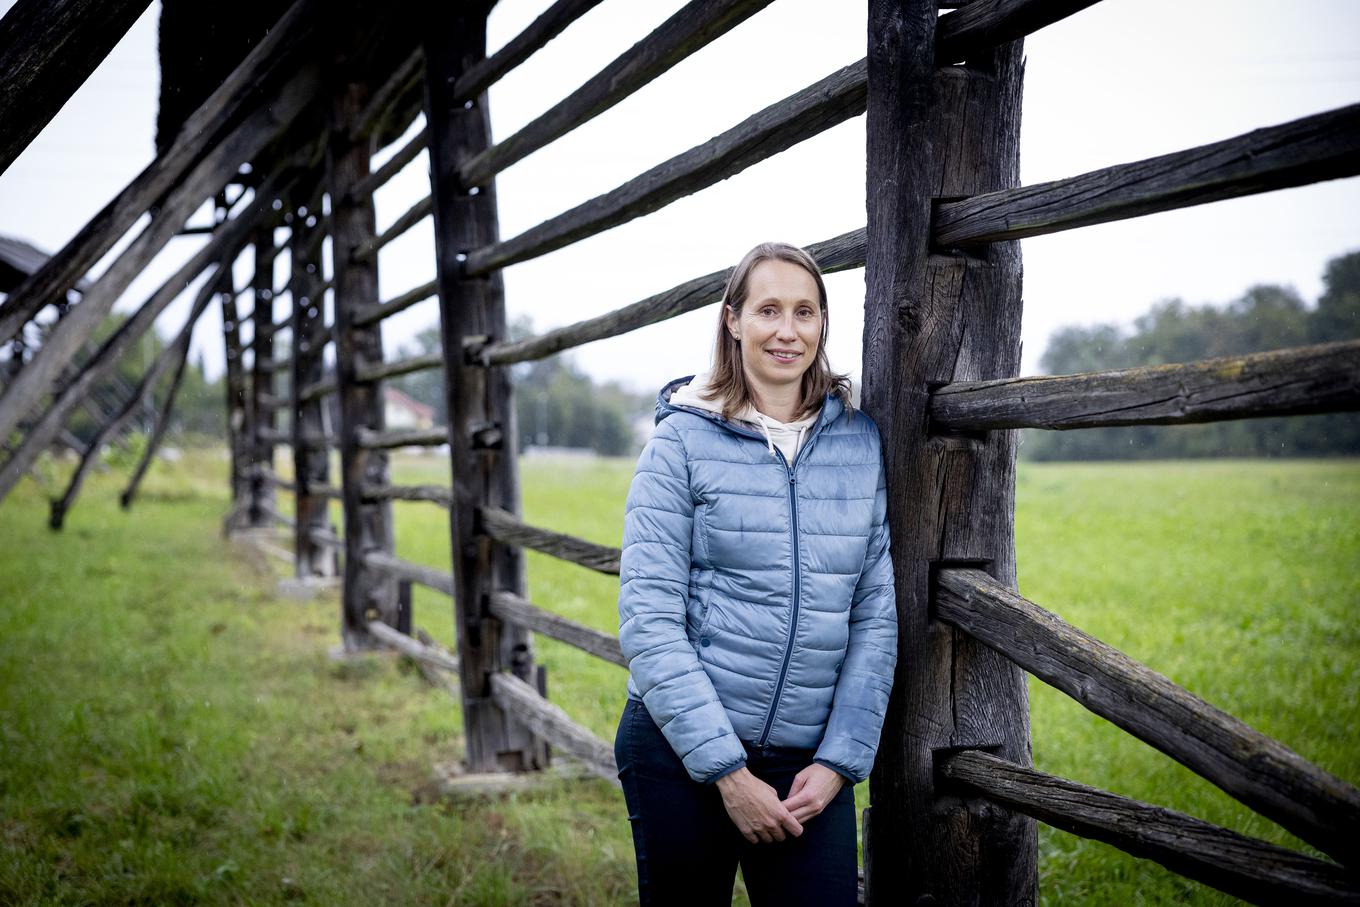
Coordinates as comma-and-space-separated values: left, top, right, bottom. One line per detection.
614, 241, 898, 906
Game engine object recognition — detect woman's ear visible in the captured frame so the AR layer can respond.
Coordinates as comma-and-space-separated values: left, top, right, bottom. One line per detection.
724, 305, 740, 341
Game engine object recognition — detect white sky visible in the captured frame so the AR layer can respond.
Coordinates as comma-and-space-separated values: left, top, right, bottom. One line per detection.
1, 0, 1357, 396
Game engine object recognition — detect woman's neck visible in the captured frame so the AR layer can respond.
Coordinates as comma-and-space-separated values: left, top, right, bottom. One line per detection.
746, 376, 802, 423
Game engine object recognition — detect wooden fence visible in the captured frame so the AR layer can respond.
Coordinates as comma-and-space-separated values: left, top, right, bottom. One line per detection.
0, 0, 1357, 902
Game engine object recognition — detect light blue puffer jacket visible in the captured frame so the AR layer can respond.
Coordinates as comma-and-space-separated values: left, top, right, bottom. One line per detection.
618, 375, 898, 785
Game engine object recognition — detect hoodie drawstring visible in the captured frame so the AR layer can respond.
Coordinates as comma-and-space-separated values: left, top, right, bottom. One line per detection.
754, 413, 777, 457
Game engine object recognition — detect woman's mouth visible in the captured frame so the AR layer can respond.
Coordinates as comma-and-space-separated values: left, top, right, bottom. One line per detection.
766, 349, 801, 363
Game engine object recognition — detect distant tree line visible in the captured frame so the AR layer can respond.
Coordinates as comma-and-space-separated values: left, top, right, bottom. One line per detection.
1023, 250, 1360, 461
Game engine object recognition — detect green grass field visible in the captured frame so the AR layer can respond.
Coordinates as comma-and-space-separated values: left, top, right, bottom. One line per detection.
1, 448, 1356, 905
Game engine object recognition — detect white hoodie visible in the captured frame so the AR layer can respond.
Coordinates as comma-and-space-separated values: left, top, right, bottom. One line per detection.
668, 370, 820, 464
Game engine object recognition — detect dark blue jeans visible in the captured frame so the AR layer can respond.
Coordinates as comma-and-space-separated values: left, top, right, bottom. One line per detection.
614, 697, 857, 906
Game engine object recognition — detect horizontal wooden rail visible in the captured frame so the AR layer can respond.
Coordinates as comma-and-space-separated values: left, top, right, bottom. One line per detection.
355, 352, 443, 384
460, 0, 774, 187
306, 482, 343, 500
940, 751, 1360, 906
367, 620, 460, 673
352, 47, 423, 142
298, 378, 337, 403
261, 503, 296, 530
352, 194, 433, 264
930, 340, 1360, 431
489, 591, 625, 667
474, 226, 866, 365
349, 125, 428, 203
933, 103, 1360, 247
356, 426, 448, 450
936, 0, 1102, 64
361, 550, 454, 596
308, 527, 344, 549
352, 278, 437, 326
454, 0, 606, 105
465, 58, 868, 275
362, 483, 453, 506
488, 670, 618, 783
479, 506, 621, 574
934, 568, 1360, 866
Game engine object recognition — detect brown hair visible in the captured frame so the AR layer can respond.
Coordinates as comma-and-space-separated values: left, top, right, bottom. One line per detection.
701, 241, 852, 421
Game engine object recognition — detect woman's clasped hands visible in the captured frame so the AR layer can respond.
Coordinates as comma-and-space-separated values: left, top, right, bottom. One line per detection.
715, 763, 846, 844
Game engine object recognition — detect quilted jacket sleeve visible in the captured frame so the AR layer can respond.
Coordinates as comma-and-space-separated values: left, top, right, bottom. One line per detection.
813, 450, 898, 785
618, 418, 749, 784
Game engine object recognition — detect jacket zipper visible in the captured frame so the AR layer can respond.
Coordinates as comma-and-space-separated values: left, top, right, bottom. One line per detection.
757, 449, 800, 748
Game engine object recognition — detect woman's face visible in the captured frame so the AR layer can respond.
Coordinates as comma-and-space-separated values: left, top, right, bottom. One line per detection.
725, 258, 823, 393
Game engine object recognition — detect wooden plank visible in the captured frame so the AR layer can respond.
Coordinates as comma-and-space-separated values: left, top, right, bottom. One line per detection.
298, 377, 337, 403
351, 47, 423, 142
352, 194, 433, 264
0, 0, 316, 347
362, 550, 455, 596
488, 671, 618, 783
941, 751, 1360, 907
367, 620, 461, 673
289, 174, 339, 580
0, 63, 323, 446
361, 483, 454, 506
935, 568, 1360, 867
348, 125, 428, 203
356, 426, 448, 449
425, 6, 546, 775
327, 69, 398, 651
476, 226, 865, 366
466, 58, 868, 275
352, 279, 437, 327
935, 103, 1360, 247
459, 0, 775, 187
49, 267, 223, 528
936, 0, 1101, 64
862, 4, 1034, 902
247, 230, 280, 528
0, 0, 152, 176
479, 506, 620, 575
355, 352, 443, 384
930, 339, 1360, 431
453, 0, 606, 105
0, 164, 300, 503
488, 591, 625, 667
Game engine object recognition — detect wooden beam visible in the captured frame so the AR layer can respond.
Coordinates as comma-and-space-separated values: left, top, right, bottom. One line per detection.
425, 4, 546, 775
0, 63, 322, 446
488, 671, 618, 783
351, 278, 437, 327
465, 58, 868, 275
934, 103, 1360, 247
459, 0, 775, 187
488, 591, 625, 667
49, 267, 224, 529
0, 163, 299, 503
354, 351, 442, 384
475, 226, 865, 366
348, 125, 428, 203
247, 229, 281, 528
935, 568, 1360, 867
453, 0, 606, 105
0, 0, 317, 347
478, 506, 620, 575
361, 483, 453, 506
862, 4, 1034, 901
362, 550, 454, 596
935, 0, 1101, 64
930, 339, 1360, 431
367, 620, 461, 673
356, 426, 448, 449
352, 194, 433, 263
940, 751, 1360, 907
327, 67, 398, 651
0, 0, 152, 176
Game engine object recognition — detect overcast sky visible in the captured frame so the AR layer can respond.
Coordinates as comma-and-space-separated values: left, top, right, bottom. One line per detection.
1, 0, 1357, 396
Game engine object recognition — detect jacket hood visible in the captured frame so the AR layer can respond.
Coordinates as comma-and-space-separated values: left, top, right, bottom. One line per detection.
654, 371, 846, 459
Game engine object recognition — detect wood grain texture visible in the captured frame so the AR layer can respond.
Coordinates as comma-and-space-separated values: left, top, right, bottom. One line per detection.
861, 3, 1035, 901
362, 550, 454, 596
246, 231, 280, 528
935, 568, 1360, 867
352, 279, 437, 326
355, 352, 443, 384
348, 126, 428, 203
488, 671, 618, 783
476, 226, 865, 366
488, 591, 626, 667
367, 620, 461, 673
935, 0, 1099, 63
356, 426, 449, 449
425, 5, 546, 774
0, 0, 316, 348
941, 751, 1360, 906
453, 0, 605, 105
479, 506, 621, 575
0, 0, 152, 176
465, 58, 868, 275
935, 102, 1360, 247
361, 483, 454, 506
352, 194, 433, 264
459, 0, 775, 187
930, 339, 1360, 430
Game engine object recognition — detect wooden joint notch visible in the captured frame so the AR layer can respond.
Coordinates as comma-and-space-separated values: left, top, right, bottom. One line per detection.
931, 744, 1004, 792
927, 559, 992, 620
928, 197, 991, 260
470, 422, 503, 450
462, 333, 491, 366
924, 381, 988, 446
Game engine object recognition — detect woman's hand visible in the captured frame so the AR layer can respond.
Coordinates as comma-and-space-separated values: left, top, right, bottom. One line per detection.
780, 763, 846, 824
715, 767, 804, 844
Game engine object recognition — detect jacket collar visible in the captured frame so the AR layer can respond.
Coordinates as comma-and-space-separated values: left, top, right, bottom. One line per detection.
654, 373, 845, 453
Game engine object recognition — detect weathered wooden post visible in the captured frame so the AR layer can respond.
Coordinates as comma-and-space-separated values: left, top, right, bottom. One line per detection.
220, 272, 250, 525
288, 175, 337, 578
326, 56, 398, 648
247, 228, 279, 527
423, 3, 546, 774
862, 2, 1035, 902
